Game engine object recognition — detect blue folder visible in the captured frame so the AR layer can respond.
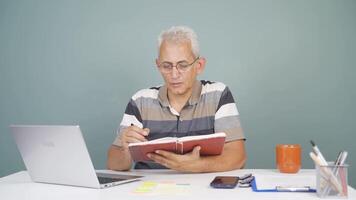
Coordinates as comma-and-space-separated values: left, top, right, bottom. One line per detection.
250, 177, 316, 193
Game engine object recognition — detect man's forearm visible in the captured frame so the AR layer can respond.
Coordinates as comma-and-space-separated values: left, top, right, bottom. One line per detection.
194, 141, 246, 173
107, 145, 132, 171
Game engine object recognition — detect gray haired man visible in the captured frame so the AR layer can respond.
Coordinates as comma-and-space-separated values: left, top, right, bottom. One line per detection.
107, 26, 246, 172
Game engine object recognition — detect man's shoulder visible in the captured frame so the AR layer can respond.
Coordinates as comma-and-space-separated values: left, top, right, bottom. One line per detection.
131, 85, 162, 101
200, 80, 229, 94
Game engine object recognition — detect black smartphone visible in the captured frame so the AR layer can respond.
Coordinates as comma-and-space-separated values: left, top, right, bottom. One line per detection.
210, 176, 239, 189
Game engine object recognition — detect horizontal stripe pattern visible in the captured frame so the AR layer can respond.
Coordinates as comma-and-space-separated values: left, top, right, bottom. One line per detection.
215, 115, 242, 132
132, 88, 159, 101
113, 80, 245, 169
217, 86, 235, 111
215, 103, 239, 120
124, 100, 143, 122
201, 81, 226, 95
120, 114, 143, 128
142, 116, 215, 135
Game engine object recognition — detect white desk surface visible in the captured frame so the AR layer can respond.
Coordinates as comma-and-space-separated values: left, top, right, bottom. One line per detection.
1, 169, 355, 200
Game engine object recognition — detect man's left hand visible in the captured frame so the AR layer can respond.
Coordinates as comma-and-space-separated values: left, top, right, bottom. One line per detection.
147, 146, 203, 172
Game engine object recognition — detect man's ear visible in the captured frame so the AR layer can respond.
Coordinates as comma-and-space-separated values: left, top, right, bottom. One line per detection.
155, 58, 160, 68
196, 57, 206, 75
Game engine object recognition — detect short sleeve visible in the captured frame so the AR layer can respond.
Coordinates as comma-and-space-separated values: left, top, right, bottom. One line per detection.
112, 99, 143, 147
214, 87, 245, 142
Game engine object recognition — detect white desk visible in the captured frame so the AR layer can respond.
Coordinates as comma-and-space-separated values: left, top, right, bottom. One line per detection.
1, 169, 355, 200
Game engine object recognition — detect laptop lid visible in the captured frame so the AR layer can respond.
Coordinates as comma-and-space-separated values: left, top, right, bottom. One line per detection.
10, 125, 141, 189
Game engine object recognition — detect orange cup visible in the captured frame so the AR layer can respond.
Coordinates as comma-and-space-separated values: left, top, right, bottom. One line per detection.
276, 144, 301, 173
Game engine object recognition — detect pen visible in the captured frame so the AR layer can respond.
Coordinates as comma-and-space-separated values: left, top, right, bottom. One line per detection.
339, 151, 348, 195
310, 140, 328, 165
276, 186, 311, 192
339, 151, 348, 166
334, 151, 343, 165
309, 152, 325, 167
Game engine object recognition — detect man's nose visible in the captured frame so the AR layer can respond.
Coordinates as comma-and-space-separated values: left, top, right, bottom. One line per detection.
171, 66, 180, 78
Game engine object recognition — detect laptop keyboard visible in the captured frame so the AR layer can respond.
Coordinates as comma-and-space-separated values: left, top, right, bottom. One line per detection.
98, 176, 125, 184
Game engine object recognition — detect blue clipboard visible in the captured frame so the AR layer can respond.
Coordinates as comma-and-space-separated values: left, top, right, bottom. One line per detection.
250, 177, 316, 193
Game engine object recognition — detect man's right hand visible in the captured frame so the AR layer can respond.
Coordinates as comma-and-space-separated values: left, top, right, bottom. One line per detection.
119, 125, 150, 149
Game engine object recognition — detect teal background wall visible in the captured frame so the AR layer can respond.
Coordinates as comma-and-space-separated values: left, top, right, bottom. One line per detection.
1, 0, 355, 186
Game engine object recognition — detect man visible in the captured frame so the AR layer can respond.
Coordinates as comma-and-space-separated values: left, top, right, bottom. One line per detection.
107, 26, 246, 172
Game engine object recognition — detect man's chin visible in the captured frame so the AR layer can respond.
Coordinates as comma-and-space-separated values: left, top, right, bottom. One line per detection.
168, 88, 186, 96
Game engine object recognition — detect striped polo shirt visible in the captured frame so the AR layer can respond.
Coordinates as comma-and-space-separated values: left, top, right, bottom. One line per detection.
113, 80, 245, 169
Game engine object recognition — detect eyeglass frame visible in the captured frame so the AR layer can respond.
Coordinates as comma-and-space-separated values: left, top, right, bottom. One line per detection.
157, 56, 200, 74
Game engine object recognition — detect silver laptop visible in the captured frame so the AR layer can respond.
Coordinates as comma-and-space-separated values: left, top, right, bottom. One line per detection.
10, 125, 143, 189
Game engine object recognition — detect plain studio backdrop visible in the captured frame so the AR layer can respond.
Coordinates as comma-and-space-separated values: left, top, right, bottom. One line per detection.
0, 0, 355, 187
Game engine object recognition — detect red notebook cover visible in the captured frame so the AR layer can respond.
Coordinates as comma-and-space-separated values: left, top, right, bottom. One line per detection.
128, 132, 226, 162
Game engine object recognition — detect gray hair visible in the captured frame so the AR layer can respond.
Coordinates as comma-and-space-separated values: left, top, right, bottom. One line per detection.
158, 26, 200, 58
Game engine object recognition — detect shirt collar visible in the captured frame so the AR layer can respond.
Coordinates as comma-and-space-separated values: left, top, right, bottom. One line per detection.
158, 80, 202, 107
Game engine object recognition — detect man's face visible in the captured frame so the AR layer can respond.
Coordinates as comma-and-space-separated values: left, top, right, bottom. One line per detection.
156, 41, 204, 96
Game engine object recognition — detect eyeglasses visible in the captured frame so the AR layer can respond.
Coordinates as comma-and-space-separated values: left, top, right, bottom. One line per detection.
157, 57, 200, 74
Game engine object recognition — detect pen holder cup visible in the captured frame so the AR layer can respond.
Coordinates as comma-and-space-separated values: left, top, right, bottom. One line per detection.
316, 162, 348, 198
